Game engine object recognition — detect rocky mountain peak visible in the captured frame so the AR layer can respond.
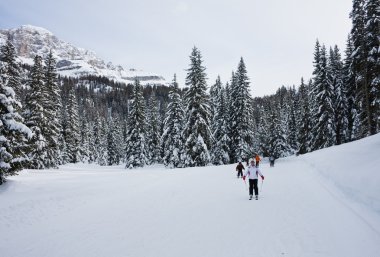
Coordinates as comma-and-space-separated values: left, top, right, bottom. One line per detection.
0, 25, 166, 85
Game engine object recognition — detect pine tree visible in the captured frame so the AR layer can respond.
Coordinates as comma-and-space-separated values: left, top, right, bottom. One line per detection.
329, 46, 348, 145
297, 79, 312, 154
80, 115, 90, 162
211, 81, 230, 165
0, 38, 22, 100
125, 79, 148, 169
114, 118, 124, 164
146, 94, 161, 164
209, 75, 221, 126
343, 35, 361, 141
225, 80, 234, 160
87, 120, 96, 163
59, 92, 69, 165
230, 57, 253, 162
0, 43, 31, 183
161, 74, 184, 168
59, 137, 70, 165
91, 114, 101, 164
309, 40, 321, 131
43, 51, 62, 167
268, 105, 290, 159
287, 86, 298, 152
24, 55, 48, 169
65, 88, 81, 163
256, 103, 270, 157
121, 119, 128, 163
97, 118, 108, 166
350, 0, 372, 137
182, 47, 212, 167
364, 0, 380, 133
107, 118, 119, 165
311, 45, 336, 150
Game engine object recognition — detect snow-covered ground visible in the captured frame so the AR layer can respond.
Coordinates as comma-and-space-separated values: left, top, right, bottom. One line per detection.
1, 135, 380, 257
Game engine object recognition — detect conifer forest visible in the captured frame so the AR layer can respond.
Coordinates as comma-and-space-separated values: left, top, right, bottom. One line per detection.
0, 0, 378, 183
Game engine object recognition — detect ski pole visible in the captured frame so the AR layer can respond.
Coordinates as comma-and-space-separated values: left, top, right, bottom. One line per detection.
243, 178, 247, 190
260, 180, 264, 192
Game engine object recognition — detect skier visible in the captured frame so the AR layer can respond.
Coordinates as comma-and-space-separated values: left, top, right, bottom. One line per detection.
255, 154, 261, 167
236, 161, 245, 178
243, 160, 264, 200
269, 156, 275, 167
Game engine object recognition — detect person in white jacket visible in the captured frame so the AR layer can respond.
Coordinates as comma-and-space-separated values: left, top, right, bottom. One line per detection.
243, 160, 264, 200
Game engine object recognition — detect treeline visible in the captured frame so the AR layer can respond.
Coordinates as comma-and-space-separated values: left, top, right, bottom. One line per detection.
0, 0, 378, 182
252, 0, 379, 158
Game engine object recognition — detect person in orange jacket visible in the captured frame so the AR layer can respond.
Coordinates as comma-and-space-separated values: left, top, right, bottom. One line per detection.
255, 154, 261, 167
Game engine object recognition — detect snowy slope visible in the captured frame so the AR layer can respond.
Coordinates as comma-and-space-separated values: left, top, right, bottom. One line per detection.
0, 25, 167, 85
297, 133, 380, 235
1, 135, 380, 257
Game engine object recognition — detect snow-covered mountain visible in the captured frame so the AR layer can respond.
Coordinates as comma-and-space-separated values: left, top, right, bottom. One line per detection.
0, 25, 167, 85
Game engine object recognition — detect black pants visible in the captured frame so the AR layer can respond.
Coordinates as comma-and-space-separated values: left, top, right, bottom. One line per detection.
249, 179, 259, 196
237, 170, 243, 177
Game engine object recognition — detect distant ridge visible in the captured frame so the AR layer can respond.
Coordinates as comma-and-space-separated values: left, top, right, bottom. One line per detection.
0, 25, 167, 85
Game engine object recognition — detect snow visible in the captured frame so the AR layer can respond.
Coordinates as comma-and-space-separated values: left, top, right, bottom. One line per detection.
19, 25, 54, 35
4, 119, 33, 139
1, 135, 380, 257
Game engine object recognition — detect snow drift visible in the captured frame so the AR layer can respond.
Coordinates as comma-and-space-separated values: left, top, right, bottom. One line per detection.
0, 134, 379, 257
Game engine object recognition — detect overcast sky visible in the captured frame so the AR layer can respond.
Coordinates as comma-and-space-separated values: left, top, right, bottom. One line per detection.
0, 0, 352, 96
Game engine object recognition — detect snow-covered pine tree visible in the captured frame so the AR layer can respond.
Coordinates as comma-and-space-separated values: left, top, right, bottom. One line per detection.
24, 55, 48, 169
97, 118, 108, 166
328, 46, 348, 145
209, 75, 222, 135
125, 79, 148, 169
364, 0, 380, 133
0, 38, 22, 100
58, 91, 69, 165
230, 57, 253, 162
90, 113, 101, 164
107, 118, 119, 165
146, 94, 161, 164
297, 78, 312, 154
161, 74, 184, 168
249, 97, 261, 155
80, 115, 90, 162
256, 103, 270, 157
343, 35, 361, 141
87, 120, 96, 163
309, 40, 321, 131
224, 80, 234, 160
350, 0, 371, 137
211, 79, 230, 165
209, 75, 221, 125
268, 105, 290, 159
115, 118, 124, 164
182, 47, 212, 167
65, 88, 81, 163
0, 42, 32, 183
121, 119, 128, 163
287, 86, 298, 153
43, 51, 62, 167
59, 136, 69, 165
311, 44, 336, 150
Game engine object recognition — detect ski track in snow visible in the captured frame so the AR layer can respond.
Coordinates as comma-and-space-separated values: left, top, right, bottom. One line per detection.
1, 137, 380, 257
